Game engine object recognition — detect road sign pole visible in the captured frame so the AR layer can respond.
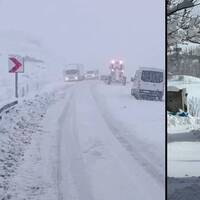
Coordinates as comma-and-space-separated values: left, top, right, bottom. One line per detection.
8, 55, 24, 98
15, 73, 18, 98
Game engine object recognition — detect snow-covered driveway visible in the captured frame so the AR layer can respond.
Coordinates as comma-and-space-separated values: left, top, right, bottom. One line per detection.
2, 81, 164, 200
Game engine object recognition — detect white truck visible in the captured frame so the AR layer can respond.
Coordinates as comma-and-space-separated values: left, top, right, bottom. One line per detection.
131, 67, 164, 101
64, 64, 84, 82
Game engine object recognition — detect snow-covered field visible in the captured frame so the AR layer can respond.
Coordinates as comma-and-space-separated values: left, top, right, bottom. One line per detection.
0, 80, 165, 200
168, 75, 200, 200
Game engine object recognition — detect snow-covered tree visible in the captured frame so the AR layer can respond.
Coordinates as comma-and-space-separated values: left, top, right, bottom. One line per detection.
167, 0, 200, 50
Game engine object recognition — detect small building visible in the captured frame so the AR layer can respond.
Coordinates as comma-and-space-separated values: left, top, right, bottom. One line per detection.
167, 86, 188, 112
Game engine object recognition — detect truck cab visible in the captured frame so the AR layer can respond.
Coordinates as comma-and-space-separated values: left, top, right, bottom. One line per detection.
64, 69, 80, 81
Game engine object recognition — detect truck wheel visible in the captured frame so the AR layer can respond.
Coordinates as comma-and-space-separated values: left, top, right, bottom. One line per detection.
158, 96, 162, 101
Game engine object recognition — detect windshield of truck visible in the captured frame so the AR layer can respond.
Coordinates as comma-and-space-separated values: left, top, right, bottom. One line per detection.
65, 69, 79, 75
141, 71, 163, 83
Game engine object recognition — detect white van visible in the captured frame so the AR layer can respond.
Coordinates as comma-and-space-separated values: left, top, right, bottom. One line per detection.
131, 67, 164, 101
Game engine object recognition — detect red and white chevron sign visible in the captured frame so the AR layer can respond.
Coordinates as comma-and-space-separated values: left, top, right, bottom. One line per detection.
9, 55, 24, 73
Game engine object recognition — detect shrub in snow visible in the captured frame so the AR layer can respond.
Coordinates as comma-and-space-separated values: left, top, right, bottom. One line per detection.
188, 97, 200, 117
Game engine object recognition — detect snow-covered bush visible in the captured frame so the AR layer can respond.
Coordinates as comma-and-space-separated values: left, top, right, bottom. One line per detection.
188, 96, 200, 117
167, 0, 200, 49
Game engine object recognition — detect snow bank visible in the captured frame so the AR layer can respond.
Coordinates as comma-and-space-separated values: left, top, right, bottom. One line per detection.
0, 85, 64, 199
168, 114, 200, 134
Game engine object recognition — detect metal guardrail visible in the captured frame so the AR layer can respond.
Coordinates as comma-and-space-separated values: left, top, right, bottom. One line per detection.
0, 101, 18, 120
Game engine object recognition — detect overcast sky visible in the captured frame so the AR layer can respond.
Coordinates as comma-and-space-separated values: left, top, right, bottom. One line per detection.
0, 0, 164, 73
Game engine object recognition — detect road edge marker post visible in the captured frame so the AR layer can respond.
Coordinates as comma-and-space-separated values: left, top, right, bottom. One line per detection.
8, 55, 24, 98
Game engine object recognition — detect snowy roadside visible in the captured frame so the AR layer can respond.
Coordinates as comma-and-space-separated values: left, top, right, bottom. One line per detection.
92, 82, 165, 179
168, 115, 200, 200
90, 82, 165, 197
0, 82, 69, 200
168, 76, 200, 200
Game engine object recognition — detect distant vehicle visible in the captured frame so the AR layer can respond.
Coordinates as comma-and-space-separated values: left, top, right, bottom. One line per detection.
106, 59, 126, 85
100, 75, 108, 81
84, 70, 99, 80
131, 67, 164, 101
64, 69, 80, 81
64, 64, 84, 81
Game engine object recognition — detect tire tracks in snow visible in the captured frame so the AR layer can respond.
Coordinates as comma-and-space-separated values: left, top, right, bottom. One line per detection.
56, 89, 73, 200
56, 84, 94, 200
90, 84, 164, 186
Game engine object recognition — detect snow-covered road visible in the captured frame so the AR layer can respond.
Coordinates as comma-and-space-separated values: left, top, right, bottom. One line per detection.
53, 81, 164, 200
1, 81, 164, 200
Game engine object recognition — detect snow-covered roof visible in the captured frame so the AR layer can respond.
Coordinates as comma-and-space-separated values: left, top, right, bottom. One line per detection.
168, 86, 186, 92
169, 75, 200, 83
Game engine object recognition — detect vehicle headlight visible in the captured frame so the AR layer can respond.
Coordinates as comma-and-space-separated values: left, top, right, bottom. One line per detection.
75, 76, 78, 80
65, 77, 69, 81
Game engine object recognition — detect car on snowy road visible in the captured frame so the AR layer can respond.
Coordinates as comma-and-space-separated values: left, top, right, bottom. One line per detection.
84, 70, 99, 80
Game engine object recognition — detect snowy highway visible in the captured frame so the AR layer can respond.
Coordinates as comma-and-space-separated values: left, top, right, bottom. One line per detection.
48, 81, 164, 200
0, 81, 165, 200
0, 1, 165, 199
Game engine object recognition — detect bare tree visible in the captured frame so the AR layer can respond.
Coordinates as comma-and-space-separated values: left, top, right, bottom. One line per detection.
188, 96, 200, 117
167, 0, 200, 49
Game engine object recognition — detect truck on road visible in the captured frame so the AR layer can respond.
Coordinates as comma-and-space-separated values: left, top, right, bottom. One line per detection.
64, 64, 84, 82
106, 59, 126, 85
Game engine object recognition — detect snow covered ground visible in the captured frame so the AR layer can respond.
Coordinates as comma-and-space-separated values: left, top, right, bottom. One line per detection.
168, 75, 200, 200
0, 80, 165, 200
